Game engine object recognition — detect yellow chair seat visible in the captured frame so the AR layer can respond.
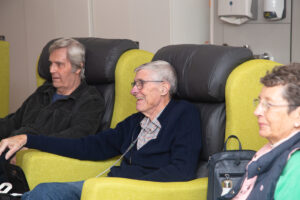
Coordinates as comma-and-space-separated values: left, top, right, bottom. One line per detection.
16, 149, 120, 190
17, 149, 207, 200
82, 177, 208, 200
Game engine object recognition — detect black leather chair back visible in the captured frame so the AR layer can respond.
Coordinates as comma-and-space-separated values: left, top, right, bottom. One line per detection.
38, 37, 138, 131
152, 44, 253, 177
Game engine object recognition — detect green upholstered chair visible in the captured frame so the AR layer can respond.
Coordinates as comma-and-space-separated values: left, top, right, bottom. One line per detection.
225, 59, 282, 150
16, 48, 154, 190
0, 41, 10, 118
191, 59, 282, 200
110, 49, 154, 128
81, 53, 282, 200
35, 56, 45, 87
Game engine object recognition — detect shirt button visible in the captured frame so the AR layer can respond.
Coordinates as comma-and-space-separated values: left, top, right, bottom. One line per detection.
257, 167, 261, 171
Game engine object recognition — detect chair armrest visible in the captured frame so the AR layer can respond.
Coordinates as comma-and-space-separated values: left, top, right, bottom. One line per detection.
81, 177, 208, 200
0, 41, 10, 117
16, 149, 120, 190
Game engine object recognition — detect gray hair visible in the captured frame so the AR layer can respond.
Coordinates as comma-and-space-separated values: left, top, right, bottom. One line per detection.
261, 63, 300, 113
49, 38, 85, 79
134, 60, 177, 96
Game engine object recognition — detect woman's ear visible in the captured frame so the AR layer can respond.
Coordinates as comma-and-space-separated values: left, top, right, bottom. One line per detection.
295, 106, 300, 117
294, 107, 300, 128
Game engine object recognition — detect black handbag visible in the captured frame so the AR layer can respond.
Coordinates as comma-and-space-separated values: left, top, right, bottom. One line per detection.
207, 135, 256, 200
0, 150, 29, 199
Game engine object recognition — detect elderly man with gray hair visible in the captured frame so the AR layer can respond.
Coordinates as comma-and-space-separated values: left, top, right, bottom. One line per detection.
0, 38, 105, 140
0, 60, 202, 200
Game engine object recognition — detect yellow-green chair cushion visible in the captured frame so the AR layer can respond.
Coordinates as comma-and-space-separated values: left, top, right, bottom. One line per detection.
110, 49, 154, 128
82, 177, 208, 200
225, 59, 282, 150
16, 149, 120, 190
36, 55, 46, 87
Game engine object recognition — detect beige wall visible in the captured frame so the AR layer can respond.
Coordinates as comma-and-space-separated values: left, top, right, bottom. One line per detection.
92, 0, 172, 53
170, 0, 209, 44
0, 0, 209, 113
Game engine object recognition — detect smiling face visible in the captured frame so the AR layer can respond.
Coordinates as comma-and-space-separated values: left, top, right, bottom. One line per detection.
49, 48, 81, 95
130, 69, 171, 120
254, 85, 300, 144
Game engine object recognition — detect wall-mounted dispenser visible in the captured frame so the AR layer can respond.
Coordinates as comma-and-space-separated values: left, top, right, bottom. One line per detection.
218, 0, 257, 25
264, 0, 286, 20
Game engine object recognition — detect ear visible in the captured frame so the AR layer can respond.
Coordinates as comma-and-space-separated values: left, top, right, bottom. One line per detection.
75, 68, 81, 75
160, 82, 171, 96
294, 106, 300, 117
297, 106, 300, 115
75, 63, 84, 75
293, 106, 300, 128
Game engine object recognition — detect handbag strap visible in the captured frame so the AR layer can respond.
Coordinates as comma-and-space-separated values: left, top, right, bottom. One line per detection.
224, 135, 244, 165
223, 135, 242, 151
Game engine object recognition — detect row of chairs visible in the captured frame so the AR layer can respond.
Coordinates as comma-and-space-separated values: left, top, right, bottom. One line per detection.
16, 38, 280, 200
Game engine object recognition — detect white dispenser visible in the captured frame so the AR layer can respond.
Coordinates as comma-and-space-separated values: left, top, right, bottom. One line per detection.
264, 0, 286, 20
218, 0, 257, 25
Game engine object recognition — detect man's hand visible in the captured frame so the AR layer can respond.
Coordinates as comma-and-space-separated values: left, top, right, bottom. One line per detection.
0, 135, 27, 160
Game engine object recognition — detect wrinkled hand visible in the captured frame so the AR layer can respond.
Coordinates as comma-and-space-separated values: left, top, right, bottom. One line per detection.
0, 135, 27, 160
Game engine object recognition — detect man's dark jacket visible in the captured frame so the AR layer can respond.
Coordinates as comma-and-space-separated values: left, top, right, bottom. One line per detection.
0, 81, 105, 139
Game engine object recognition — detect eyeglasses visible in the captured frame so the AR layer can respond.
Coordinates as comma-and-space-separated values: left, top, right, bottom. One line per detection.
253, 98, 297, 111
131, 80, 163, 90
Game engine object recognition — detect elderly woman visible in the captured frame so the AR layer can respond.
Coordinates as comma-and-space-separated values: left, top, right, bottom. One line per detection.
221, 63, 300, 200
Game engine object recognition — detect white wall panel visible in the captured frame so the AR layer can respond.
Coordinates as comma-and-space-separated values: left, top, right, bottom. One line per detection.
223, 23, 290, 63
93, 0, 170, 53
170, 0, 209, 44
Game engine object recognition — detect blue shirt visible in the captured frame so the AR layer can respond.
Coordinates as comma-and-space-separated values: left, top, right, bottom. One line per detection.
51, 93, 68, 103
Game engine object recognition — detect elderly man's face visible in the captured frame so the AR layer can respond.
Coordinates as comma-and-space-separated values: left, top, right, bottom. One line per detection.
131, 69, 167, 119
49, 48, 81, 95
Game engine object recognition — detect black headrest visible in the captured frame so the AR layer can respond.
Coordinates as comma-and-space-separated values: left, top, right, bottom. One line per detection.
38, 37, 138, 84
153, 44, 253, 102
